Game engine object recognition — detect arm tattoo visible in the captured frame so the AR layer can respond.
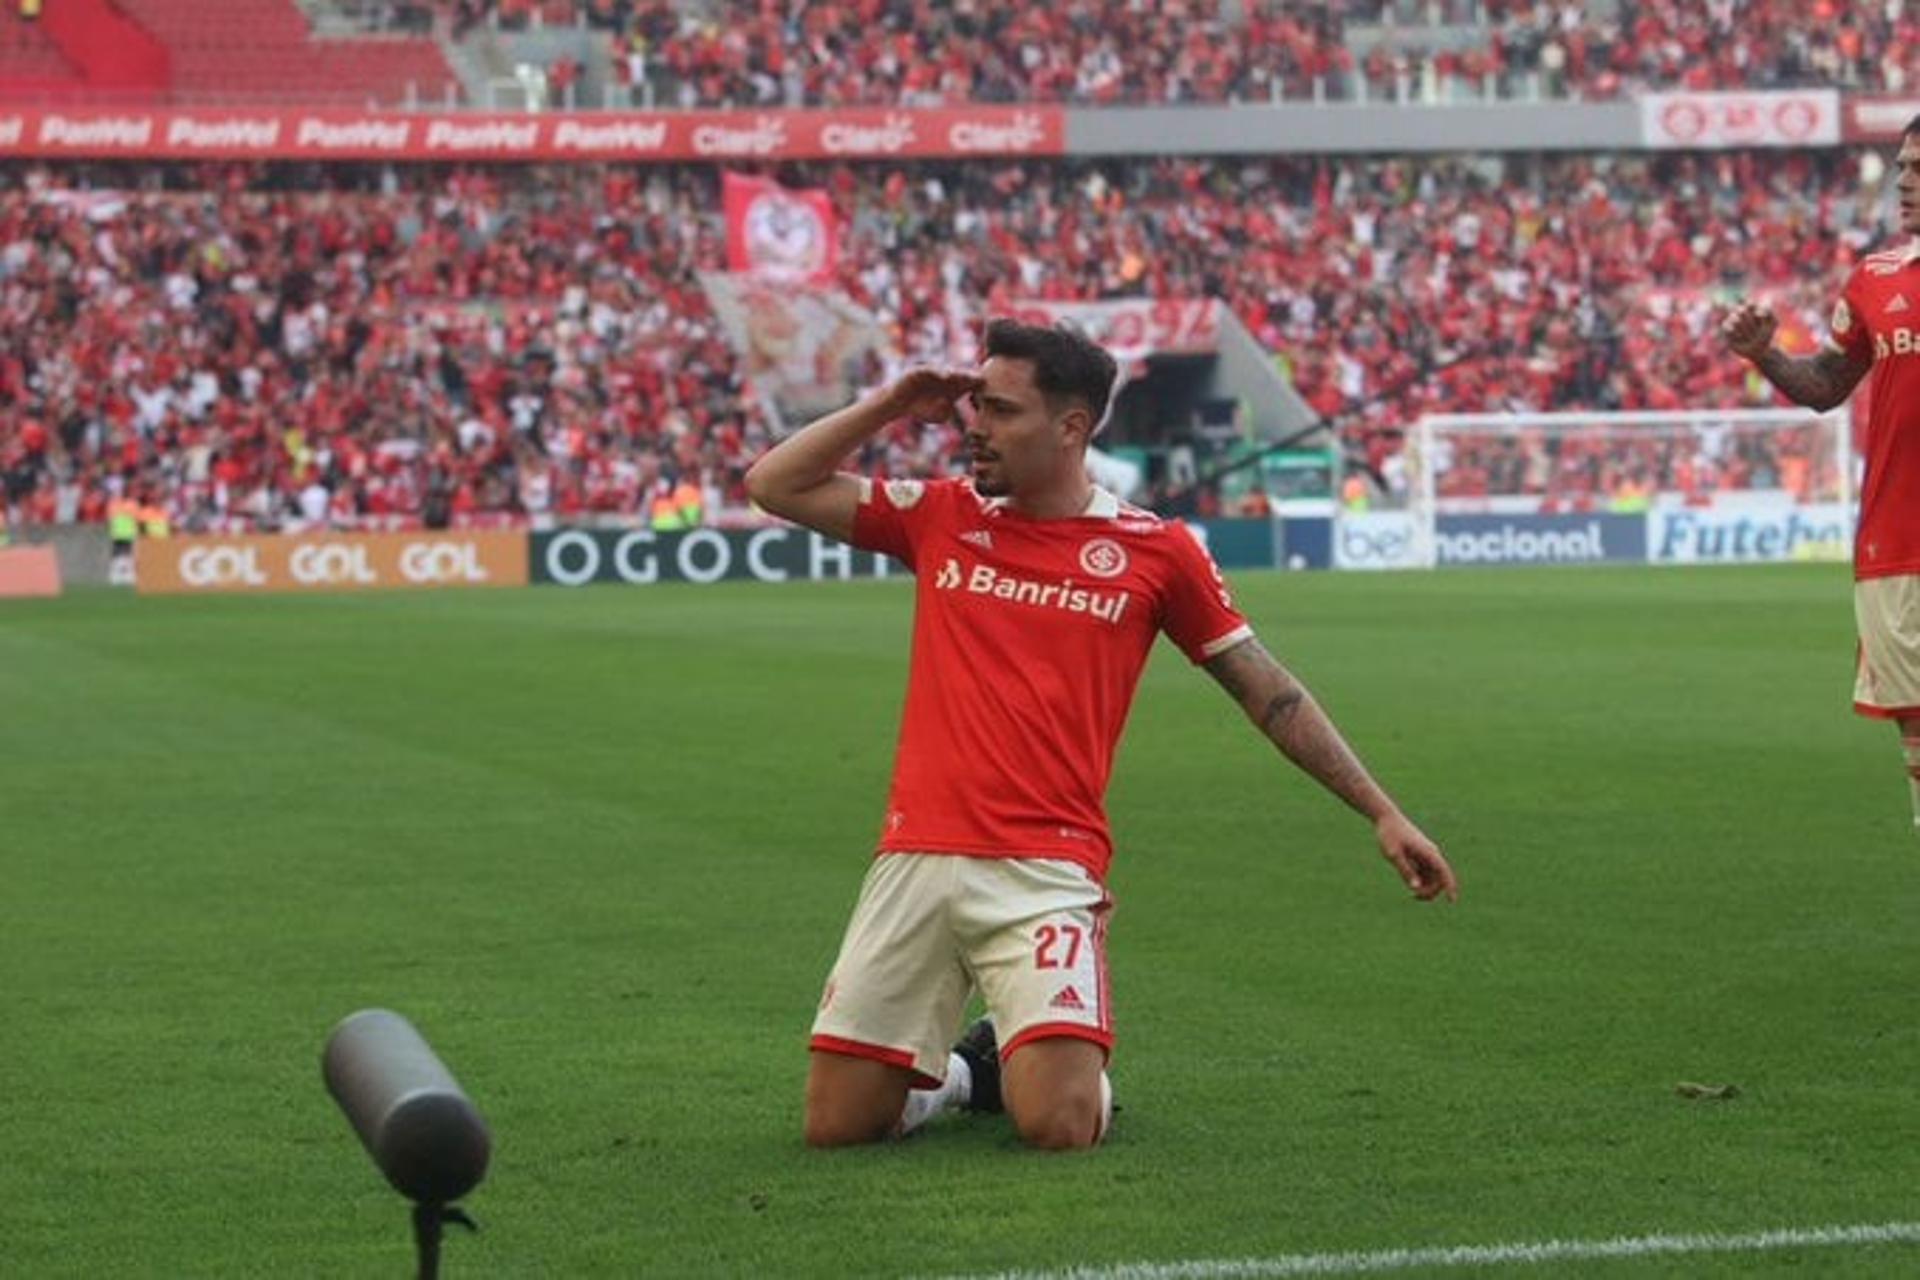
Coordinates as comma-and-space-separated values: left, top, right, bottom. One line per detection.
1204, 638, 1393, 822
1257, 688, 1305, 738
1207, 643, 1258, 703
1203, 636, 1287, 710
1754, 347, 1869, 412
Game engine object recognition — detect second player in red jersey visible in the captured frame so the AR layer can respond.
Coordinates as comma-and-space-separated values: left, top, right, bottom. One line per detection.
1724, 113, 1920, 826
1824, 242, 1920, 580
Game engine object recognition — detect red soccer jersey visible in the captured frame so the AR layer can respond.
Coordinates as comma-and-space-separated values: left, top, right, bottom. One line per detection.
1831, 243, 1920, 579
851, 477, 1253, 880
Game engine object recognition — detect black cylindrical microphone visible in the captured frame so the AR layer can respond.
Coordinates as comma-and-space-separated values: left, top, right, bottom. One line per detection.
322, 1009, 491, 1206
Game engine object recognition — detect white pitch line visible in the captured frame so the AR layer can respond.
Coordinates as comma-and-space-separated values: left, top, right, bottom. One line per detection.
939, 1221, 1920, 1280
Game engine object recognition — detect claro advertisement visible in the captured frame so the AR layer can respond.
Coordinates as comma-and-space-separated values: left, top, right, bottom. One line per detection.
1, 106, 1063, 163
135, 531, 529, 594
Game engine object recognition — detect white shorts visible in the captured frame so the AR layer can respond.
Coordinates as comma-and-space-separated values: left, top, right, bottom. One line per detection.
1855, 575, 1920, 719
809, 853, 1112, 1086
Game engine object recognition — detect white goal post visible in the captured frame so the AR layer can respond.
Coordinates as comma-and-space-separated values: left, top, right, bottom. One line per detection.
1404, 408, 1855, 570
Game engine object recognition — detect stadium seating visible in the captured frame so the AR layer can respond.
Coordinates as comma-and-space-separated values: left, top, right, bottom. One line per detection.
378, 0, 1920, 107
112, 0, 460, 107
0, 10, 82, 101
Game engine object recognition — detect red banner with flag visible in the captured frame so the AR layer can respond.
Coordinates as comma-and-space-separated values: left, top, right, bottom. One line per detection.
723, 172, 839, 284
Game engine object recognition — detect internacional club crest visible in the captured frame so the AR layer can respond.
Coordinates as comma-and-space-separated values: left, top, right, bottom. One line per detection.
744, 189, 831, 279
1079, 538, 1128, 578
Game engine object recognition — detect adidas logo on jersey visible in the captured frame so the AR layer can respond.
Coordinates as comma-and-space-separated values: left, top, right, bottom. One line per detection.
1889, 295, 1911, 315
960, 529, 994, 550
934, 558, 1131, 623
1049, 985, 1088, 1012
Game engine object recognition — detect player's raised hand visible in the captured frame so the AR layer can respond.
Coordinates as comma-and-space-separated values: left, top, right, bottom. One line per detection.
885, 366, 985, 425
1376, 812, 1458, 903
1720, 301, 1778, 362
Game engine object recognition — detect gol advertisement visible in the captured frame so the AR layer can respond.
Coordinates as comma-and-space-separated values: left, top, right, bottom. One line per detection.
136, 531, 528, 595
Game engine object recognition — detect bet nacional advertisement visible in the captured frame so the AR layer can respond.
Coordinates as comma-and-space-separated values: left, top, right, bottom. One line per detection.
1433, 514, 1649, 568
1334, 511, 1656, 570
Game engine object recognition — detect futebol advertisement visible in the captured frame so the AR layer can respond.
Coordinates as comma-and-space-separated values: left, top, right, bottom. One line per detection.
1649, 503, 1853, 564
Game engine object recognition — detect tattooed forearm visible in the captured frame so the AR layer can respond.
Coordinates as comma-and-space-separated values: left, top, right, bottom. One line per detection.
1257, 688, 1305, 738
1204, 638, 1394, 822
1209, 649, 1256, 703
1753, 347, 1868, 412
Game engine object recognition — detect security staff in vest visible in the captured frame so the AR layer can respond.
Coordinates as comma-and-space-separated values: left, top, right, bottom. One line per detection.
108, 493, 141, 559
140, 499, 172, 540
649, 469, 704, 532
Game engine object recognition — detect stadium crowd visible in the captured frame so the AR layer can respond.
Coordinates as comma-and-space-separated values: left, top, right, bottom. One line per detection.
0, 147, 1886, 533
356, 0, 1920, 105
1423, 420, 1843, 510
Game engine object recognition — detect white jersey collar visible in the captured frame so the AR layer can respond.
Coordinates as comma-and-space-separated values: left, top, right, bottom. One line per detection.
980, 486, 1120, 518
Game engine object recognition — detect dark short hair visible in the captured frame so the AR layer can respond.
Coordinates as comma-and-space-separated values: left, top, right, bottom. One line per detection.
1906, 112, 1920, 139
982, 318, 1119, 430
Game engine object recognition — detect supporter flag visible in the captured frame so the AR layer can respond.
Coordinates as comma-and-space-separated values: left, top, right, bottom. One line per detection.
699, 272, 887, 419
723, 172, 839, 284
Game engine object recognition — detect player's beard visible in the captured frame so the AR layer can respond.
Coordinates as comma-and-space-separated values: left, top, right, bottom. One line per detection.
969, 449, 1010, 496
971, 469, 1011, 497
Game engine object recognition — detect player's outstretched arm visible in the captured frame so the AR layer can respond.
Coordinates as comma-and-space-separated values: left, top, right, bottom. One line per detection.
1720, 301, 1870, 412
745, 368, 983, 542
1204, 636, 1458, 902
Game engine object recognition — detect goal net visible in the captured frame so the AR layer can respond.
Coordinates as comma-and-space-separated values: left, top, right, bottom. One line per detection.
1402, 409, 1855, 570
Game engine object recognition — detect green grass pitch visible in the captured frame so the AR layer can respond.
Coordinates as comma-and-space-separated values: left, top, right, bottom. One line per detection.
3, 564, 1916, 1277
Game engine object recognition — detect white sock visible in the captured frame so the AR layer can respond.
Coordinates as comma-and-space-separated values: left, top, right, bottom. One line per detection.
897, 1053, 972, 1136
1902, 733, 1920, 830
1094, 1071, 1114, 1144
